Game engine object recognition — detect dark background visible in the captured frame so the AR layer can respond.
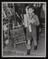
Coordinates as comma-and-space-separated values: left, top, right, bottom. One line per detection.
0, 0, 47, 59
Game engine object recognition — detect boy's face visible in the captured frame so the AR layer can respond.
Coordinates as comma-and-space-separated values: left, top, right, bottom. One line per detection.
28, 8, 34, 15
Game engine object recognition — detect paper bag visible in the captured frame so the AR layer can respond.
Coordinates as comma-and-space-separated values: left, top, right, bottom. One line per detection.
29, 24, 32, 32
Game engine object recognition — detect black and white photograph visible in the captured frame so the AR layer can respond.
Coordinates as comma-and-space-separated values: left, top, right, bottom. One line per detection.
1, 2, 46, 57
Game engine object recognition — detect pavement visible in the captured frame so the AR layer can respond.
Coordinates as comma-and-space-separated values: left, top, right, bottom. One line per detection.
3, 30, 46, 57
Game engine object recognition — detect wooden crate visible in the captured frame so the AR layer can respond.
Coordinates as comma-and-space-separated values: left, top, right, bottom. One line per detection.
10, 27, 26, 48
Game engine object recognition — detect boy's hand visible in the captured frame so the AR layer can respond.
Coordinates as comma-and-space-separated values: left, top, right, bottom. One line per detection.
29, 19, 36, 24
32, 19, 36, 23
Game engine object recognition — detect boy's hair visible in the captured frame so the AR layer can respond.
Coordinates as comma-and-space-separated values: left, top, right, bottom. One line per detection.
27, 6, 34, 11
25, 5, 34, 13
23, 4, 35, 14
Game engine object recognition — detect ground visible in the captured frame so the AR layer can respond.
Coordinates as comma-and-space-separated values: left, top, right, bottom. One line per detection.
3, 30, 46, 57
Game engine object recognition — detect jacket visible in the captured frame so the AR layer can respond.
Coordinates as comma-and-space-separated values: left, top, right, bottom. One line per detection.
23, 13, 40, 32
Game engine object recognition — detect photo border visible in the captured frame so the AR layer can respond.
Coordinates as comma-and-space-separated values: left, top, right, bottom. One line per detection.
1, 2, 46, 57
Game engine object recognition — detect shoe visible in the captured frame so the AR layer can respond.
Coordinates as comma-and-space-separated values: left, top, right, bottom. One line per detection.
34, 46, 37, 50
27, 49, 30, 55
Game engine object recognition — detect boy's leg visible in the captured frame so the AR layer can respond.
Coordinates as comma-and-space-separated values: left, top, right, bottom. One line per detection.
27, 39, 31, 55
26, 29, 31, 55
32, 32, 37, 50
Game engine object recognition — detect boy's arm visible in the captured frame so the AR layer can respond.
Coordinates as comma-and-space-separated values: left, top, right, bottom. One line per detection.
34, 15, 40, 26
30, 15, 40, 26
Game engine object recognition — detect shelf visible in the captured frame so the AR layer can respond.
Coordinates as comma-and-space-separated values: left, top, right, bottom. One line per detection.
15, 41, 26, 44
